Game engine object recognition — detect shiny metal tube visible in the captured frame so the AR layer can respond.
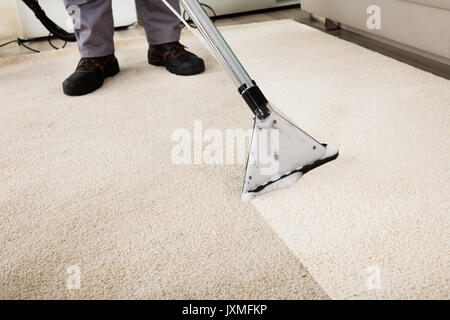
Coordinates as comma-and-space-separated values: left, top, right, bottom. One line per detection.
179, 0, 254, 89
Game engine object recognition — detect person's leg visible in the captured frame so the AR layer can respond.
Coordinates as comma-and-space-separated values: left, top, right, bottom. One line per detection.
64, 0, 115, 57
136, 0, 205, 76
62, 0, 120, 96
135, 0, 181, 45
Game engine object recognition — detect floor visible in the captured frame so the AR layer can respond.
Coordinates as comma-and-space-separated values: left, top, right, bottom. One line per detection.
0, 21, 333, 299
1, 18, 448, 300
1, 5, 449, 79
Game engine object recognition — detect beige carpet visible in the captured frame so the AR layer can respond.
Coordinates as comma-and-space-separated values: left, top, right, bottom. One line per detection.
1, 19, 448, 300
0, 22, 329, 300
235, 21, 448, 299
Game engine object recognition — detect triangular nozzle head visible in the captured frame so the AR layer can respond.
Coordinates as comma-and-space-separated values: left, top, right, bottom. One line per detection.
242, 110, 338, 202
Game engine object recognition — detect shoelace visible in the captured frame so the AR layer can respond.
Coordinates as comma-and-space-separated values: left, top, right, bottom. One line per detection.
164, 42, 188, 55
172, 41, 186, 50
78, 57, 100, 67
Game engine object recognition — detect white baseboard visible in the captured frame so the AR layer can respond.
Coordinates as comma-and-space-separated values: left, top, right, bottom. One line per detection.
341, 24, 450, 66
0, 24, 19, 41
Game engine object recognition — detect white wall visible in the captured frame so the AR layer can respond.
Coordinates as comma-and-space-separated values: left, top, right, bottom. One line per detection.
0, 0, 20, 41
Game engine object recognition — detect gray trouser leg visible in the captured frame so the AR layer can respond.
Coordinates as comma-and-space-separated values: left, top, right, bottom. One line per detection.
64, 0, 114, 58
135, 0, 182, 45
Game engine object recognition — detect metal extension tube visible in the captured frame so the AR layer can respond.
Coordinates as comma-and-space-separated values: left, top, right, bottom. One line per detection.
178, 0, 271, 119
178, 0, 254, 89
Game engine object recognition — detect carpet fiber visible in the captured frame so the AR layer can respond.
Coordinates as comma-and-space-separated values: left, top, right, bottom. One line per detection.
240, 21, 448, 299
0, 21, 331, 300
1, 20, 448, 299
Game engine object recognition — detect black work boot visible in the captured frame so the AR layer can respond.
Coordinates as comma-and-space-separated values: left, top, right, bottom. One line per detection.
63, 54, 120, 96
148, 41, 205, 76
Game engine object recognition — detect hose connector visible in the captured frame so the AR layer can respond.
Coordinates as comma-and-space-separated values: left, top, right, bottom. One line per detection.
238, 82, 271, 120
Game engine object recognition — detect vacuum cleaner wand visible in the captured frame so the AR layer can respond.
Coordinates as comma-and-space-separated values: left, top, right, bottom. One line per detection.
174, 0, 339, 201
177, 0, 271, 120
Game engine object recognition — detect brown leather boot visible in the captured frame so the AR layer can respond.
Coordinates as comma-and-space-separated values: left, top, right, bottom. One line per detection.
148, 41, 205, 76
63, 54, 120, 96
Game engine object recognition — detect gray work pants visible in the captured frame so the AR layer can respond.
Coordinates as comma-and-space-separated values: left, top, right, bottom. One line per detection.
64, 0, 182, 57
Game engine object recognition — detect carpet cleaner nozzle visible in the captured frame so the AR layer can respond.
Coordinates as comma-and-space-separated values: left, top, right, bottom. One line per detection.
169, 0, 338, 201
242, 109, 339, 202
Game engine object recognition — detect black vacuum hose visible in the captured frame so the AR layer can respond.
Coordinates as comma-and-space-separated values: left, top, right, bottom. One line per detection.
21, 1, 216, 43
21, 0, 77, 42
